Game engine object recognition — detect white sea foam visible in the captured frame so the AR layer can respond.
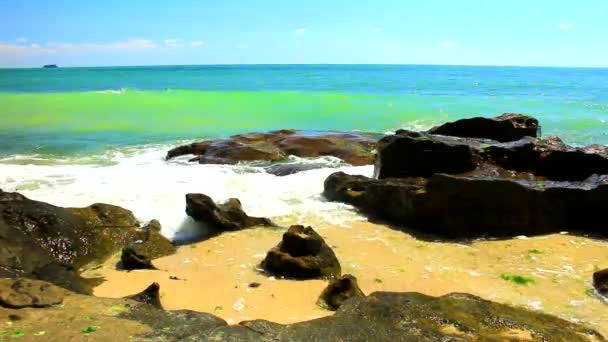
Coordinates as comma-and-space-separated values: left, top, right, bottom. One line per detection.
0, 144, 371, 239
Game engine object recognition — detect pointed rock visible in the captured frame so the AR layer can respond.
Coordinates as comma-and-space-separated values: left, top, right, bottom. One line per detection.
318, 274, 365, 310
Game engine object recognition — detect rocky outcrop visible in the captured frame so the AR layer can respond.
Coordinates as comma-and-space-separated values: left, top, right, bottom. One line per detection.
0, 278, 64, 308
326, 114, 608, 239
317, 274, 365, 310
121, 229, 175, 270
325, 171, 608, 239
594, 269, 608, 296
427, 113, 539, 142
0, 190, 174, 293
118, 292, 603, 341
375, 130, 608, 181
185, 193, 275, 232
261, 225, 341, 279
166, 130, 377, 167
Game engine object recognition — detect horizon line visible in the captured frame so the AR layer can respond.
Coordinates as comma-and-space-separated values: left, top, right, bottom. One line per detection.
2, 62, 608, 70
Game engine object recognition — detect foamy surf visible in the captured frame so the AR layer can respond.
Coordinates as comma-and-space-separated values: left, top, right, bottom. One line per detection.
0, 143, 371, 239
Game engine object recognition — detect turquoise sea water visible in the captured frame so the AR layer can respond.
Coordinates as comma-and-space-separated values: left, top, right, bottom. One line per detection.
1, 64, 607, 157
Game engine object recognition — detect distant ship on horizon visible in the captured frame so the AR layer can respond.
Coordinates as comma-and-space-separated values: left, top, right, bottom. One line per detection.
43, 64, 58, 68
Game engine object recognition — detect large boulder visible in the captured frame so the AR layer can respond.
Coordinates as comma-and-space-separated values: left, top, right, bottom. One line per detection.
0, 190, 171, 293
261, 225, 341, 279
317, 274, 365, 310
0, 278, 64, 308
166, 130, 377, 168
185, 193, 275, 232
427, 113, 539, 142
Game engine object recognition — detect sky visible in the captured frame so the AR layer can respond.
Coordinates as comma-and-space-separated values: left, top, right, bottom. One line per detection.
0, 0, 607, 68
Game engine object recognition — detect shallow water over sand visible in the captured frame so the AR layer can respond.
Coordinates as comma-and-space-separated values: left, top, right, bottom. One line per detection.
87, 219, 608, 335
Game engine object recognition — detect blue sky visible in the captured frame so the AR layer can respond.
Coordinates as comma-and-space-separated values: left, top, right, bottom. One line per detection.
0, 0, 606, 67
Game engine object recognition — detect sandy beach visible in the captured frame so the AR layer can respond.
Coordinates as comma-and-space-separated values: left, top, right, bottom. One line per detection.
86, 218, 608, 335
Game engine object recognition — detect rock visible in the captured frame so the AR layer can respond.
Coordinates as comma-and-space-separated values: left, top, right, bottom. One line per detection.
374, 130, 483, 179
166, 130, 377, 169
329, 115, 608, 239
317, 274, 365, 310
0, 190, 166, 293
325, 170, 608, 239
126, 282, 163, 309
121, 229, 175, 270
185, 193, 275, 232
121, 291, 604, 341
265, 162, 334, 176
143, 219, 162, 232
0, 278, 64, 308
593, 269, 608, 296
427, 113, 539, 142
261, 225, 341, 279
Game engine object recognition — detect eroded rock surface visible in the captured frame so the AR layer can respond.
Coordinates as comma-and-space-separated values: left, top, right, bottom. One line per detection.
261, 225, 341, 279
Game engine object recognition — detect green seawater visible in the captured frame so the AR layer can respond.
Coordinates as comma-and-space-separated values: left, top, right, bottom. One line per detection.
0, 65, 606, 157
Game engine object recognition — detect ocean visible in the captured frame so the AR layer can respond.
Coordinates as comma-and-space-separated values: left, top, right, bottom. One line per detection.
1, 64, 607, 238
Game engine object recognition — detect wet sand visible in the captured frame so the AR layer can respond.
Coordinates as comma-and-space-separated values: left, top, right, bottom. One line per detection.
87, 219, 608, 335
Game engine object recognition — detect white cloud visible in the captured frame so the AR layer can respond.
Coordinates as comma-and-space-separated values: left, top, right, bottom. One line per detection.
558, 23, 572, 29
295, 28, 307, 34
16, 37, 28, 43
164, 38, 184, 48
48, 39, 159, 51
440, 42, 457, 49
190, 41, 205, 47
372, 27, 383, 33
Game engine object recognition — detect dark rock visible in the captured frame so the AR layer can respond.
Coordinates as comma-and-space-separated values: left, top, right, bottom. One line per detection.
119, 291, 604, 341
0, 278, 64, 308
121, 229, 175, 270
428, 113, 539, 142
261, 225, 341, 279
325, 171, 608, 239
248, 282, 261, 288
0, 190, 160, 293
185, 193, 275, 232
318, 274, 365, 310
125, 282, 162, 309
593, 269, 608, 296
166, 130, 377, 168
374, 130, 483, 179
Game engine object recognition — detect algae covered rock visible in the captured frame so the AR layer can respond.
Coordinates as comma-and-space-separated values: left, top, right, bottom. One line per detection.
0, 190, 164, 293
261, 225, 341, 279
